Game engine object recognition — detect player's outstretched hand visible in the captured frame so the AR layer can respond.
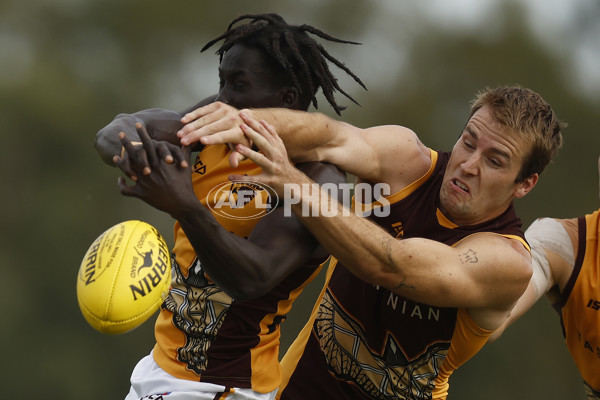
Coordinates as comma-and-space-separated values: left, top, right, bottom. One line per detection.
113, 123, 195, 217
178, 101, 252, 168
112, 127, 188, 182
229, 115, 305, 196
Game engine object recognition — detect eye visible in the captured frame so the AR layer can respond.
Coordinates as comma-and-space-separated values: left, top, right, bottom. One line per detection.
233, 78, 248, 88
488, 158, 501, 167
463, 139, 474, 150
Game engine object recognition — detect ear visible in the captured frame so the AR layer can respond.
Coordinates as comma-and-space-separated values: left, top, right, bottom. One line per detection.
514, 173, 538, 199
280, 86, 299, 109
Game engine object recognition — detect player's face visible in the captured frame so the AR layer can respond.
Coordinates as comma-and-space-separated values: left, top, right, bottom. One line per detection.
439, 105, 537, 226
215, 43, 291, 110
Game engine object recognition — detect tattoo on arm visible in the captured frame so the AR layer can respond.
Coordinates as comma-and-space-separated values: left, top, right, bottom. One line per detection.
459, 249, 478, 264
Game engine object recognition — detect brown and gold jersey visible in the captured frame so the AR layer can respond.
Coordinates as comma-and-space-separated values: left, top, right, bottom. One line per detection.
152, 144, 324, 393
278, 150, 527, 400
559, 210, 600, 398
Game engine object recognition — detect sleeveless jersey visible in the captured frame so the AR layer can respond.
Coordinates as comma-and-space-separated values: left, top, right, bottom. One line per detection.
559, 210, 600, 399
278, 150, 528, 400
152, 144, 324, 393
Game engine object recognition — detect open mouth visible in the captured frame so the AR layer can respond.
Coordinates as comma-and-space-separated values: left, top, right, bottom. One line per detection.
453, 179, 469, 193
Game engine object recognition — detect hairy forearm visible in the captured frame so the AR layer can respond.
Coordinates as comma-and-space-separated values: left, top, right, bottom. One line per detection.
250, 108, 344, 162
289, 179, 531, 311
286, 174, 463, 305
286, 174, 404, 278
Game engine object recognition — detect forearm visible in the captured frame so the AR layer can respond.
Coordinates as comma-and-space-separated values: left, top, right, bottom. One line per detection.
173, 202, 282, 301
285, 173, 414, 285
286, 173, 470, 306
291, 181, 531, 311
249, 108, 346, 163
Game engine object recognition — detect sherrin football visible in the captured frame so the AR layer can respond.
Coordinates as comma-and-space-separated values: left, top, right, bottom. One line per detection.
77, 220, 171, 335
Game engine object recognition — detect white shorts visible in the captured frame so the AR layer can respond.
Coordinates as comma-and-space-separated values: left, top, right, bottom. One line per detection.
124, 352, 278, 400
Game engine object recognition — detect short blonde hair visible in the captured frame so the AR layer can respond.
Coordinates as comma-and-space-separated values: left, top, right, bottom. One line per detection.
470, 85, 565, 182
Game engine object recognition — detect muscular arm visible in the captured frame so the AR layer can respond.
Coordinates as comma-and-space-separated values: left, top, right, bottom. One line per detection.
94, 95, 217, 165
250, 111, 431, 190
292, 177, 532, 330
294, 178, 531, 308
179, 103, 431, 190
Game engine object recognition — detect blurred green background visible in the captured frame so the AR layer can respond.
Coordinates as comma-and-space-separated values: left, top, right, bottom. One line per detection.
3, 0, 599, 398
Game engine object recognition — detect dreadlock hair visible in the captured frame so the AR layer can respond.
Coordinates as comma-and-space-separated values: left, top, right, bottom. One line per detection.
201, 13, 366, 115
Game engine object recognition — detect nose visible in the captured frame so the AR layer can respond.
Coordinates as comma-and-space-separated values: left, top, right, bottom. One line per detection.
460, 153, 480, 176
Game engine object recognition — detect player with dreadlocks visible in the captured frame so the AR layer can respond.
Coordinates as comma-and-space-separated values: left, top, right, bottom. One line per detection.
96, 13, 365, 166
94, 13, 365, 400
200, 13, 365, 116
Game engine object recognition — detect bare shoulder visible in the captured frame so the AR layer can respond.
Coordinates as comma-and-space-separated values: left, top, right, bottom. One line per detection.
356, 125, 432, 191
360, 125, 427, 154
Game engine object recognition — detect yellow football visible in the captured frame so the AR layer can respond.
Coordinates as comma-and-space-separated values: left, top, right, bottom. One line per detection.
77, 220, 171, 335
